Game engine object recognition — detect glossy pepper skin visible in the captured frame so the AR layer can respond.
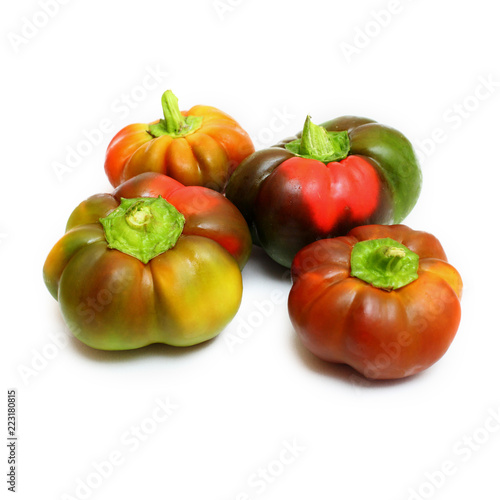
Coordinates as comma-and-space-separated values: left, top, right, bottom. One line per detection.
43, 172, 252, 350
105, 90, 254, 192
288, 225, 462, 380
226, 116, 422, 267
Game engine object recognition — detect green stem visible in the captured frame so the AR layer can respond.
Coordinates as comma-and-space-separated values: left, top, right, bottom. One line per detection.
126, 204, 152, 229
300, 115, 334, 158
161, 90, 186, 135
370, 245, 406, 274
100, 196, 185, 264
285, 116, 350, 163
350, 238, 419, 291
148, 90, 203, 138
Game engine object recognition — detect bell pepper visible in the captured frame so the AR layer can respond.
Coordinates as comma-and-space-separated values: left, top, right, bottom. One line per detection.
43, 172, 252, 350
104, 90, 255, 192
226, 115, 422, 267
288, 224, 462, 380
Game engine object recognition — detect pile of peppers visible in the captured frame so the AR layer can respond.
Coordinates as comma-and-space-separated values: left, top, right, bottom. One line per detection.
43, 89, 462, 380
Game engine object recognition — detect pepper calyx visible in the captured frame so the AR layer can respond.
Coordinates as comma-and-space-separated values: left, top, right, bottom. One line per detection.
100, 196, 185, 264
148, 90, 203, 138
350, 238, 419, 291
285, 115, 350, 163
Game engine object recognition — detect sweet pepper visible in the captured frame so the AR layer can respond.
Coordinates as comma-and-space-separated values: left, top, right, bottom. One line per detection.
43, 173, 252, 350
288, 224, 462, 379
105, 90, 254, 192
226, 115, 422, 267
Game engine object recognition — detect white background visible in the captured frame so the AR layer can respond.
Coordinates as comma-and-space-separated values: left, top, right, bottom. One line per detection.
2, 1, 500, 499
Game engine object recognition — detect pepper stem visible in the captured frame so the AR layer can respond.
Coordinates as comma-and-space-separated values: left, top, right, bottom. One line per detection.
126, 205, 152, 229
161, 90, 186, 135
370, 245, 406, 274
148, 90, 203, 138
350, 238, 419, 291
100, 196, 185, 264
300, 116, 335, 158
285, 116, 351, 163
